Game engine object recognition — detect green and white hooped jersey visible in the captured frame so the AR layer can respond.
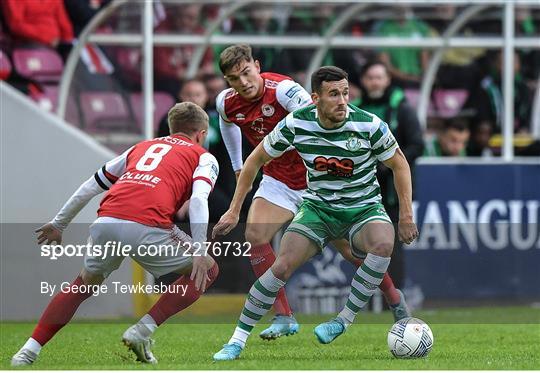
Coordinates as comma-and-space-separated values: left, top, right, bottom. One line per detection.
263, 103, 399, 209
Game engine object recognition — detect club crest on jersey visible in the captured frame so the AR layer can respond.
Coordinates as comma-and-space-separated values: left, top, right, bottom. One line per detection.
346, 134, 362, 151
251, 118, 266, 135
261, 104, 275, 117
235, 113, 245, 121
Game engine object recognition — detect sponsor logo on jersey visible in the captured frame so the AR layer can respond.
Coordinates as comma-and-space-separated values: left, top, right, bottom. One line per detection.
262, 104, 275, 117
235, 113, 245, 121
314, 156, 354, 178
285, 85, 301, 98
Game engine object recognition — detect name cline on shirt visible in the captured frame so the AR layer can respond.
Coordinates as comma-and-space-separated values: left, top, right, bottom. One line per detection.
158, 136, 193, 147
119, 172, 161, 185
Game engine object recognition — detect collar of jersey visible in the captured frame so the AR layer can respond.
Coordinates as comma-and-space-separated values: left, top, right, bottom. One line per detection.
170, 133, 193, 143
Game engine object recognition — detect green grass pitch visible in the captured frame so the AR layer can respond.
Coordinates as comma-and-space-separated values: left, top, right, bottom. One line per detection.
1, 306, 539, 370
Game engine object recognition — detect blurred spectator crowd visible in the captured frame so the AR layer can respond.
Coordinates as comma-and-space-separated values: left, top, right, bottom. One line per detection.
0, 1, 539, 159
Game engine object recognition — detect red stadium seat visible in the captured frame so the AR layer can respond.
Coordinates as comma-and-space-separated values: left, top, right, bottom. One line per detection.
79, 92, 132, 133
129, 92, 175, 132
433, 89, 469, 118
12, 47, 63, 83
30, 85, 80, 125
0, 50, 11, 80
404, 88, 436, 116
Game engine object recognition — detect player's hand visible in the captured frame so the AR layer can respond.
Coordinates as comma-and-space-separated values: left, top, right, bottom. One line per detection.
190, 255, 215, 292
212, 210, 240, 238
35, 223, 63, 245
398, 219, 418, 244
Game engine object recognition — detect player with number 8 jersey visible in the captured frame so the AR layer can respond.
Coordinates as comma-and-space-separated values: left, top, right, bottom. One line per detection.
99, 137, 215, 228
11, 103, 219, 367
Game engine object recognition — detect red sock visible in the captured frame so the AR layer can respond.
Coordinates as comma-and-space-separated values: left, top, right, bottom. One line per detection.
31, 276, 93, 346
352, 259, 401, 306
149, 263, 219, 325
378, 272, 400, 305
250, 243, 292, 316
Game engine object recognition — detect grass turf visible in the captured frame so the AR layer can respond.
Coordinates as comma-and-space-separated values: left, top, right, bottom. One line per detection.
1, 306, 539, 370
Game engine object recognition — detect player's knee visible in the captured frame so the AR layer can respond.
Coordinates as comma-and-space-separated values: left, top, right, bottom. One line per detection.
245, 225, 271, 247
270, 259, 292, 281
369, 241, 394, 257
80, 269, 104, 285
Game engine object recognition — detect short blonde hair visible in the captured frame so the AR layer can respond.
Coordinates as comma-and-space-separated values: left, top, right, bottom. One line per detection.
167, 102, 208, 136
219, 44, 253, 75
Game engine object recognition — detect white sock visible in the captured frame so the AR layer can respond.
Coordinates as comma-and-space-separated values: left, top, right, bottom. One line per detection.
338, 307, 356, 327
137, 314, 158, 338
228, 326, 250, 348
22, 338, 42, 354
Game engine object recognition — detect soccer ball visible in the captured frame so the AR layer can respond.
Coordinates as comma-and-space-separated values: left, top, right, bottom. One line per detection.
387, 317, 434, 358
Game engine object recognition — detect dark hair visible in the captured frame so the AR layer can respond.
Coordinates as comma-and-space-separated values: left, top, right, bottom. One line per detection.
218, 44, 253, 75
359, 59, 389, 79
443, 117, 469, 132
311, 66, 348, 93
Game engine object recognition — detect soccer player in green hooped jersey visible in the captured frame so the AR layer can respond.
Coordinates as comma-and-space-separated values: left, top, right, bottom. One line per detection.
212, 66, 419, 361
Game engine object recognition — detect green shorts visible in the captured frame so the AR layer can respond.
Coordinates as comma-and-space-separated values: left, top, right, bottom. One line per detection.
286, 199, 391, 256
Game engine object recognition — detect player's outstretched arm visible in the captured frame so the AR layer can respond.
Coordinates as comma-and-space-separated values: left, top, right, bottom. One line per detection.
188, 180, 215, 292
38, 149, 130, 244
382, 148, 418, 244
189, 152, 219, 292
212, 142, 274, 238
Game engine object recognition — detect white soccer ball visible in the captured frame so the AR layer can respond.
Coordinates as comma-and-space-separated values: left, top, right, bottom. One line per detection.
387, 317, 434, 358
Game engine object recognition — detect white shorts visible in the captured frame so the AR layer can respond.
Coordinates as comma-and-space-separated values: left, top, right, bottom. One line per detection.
253, 175, 304, 214
85, 216, 193, 278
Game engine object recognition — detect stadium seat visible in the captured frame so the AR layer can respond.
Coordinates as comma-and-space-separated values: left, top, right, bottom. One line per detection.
79, 92, 132, 133
404, 88, 436, 116
12, 47, 63, 83
129, 92, 175, 133
30, 85, 81, 125
0, 49, 11, 80
433, 89, 469, 118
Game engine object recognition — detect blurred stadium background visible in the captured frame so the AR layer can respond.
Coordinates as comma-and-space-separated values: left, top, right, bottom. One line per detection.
1, 0, 539, 321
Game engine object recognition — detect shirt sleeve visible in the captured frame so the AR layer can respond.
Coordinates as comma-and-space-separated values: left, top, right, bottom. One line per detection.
192, 152, 219, 189
50, 148, 132, 231
262, 114, 295, 158
188, 179, 212, 249
219, 117, 243, 172
216, 89, 243, 171
93, 147, 131, 190
370, 119, 399, 162
275, 79, 313, 113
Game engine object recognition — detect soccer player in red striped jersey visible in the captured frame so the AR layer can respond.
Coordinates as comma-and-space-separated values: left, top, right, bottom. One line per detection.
12, 103, 219, 366
214, 44, 410, 341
